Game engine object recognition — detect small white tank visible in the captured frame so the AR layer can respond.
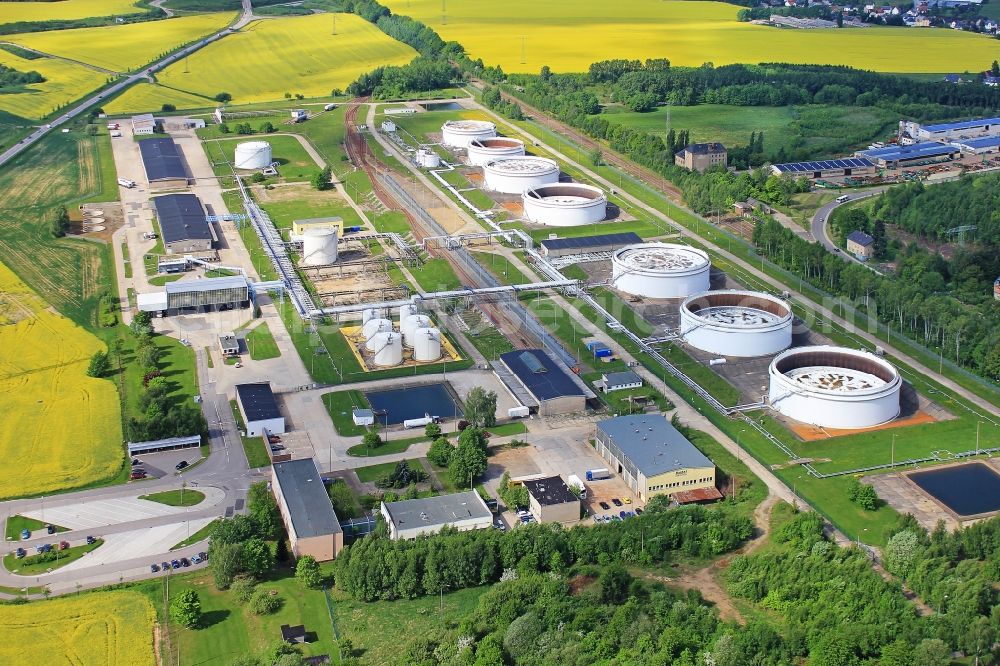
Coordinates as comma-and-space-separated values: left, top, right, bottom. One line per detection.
415, 149, 441, 168
401, 314, 431, 347
301, 228, 338, 266
381, 120, 397, 133
398, 303, 419, 324
363, 318, 393, 343
234, 141, 272, 170
362, 308, 384, 325
370, 332, 403, 367
413, 327, 442, 362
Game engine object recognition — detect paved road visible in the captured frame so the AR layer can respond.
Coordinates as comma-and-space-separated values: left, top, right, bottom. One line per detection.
810, 186, 890, 266
0, 1, 254, 169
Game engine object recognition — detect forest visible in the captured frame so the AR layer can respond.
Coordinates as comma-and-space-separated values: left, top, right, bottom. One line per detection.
0, 63, 43, 91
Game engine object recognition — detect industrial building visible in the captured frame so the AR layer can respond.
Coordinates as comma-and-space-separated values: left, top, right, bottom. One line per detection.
522, 183, 607, 227
272, 458, 343, 561
219, 332, 239, 357
496, 349, 588, 416
136, 275, 251, 315
900, 116, 1000, 143
441, 119, 496, 147
674, 142, 727, 172
771, 157, 877, 180
138, 137, 188, 189
522, 476, 581, 524
595, 415, 718, 504
611, 243, 711, 299
846, 230, 875, 260
352, 409, 375, 426
380, 491, 493, 540
679, 290, 793, 357
152, 193, 214, 254
292, 217, 343, 237
235, 382, 286, 437
768, 346, 901, 429
951, 136, 1000, 154
127, 434, 201, 457
858, 142, 959, 168
538, 232, 641, 258
467, 137, 525, 166
601, 370, 643, 393
131, 113, 156, 135
482, 157, 560, 194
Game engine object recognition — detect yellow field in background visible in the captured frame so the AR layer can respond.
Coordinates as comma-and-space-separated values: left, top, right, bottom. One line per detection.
0, 591, 155, 665
0, 0, 143, 27
106, 14, 417, 111
383, 0, 1000, 73
0, 262, 121, 499
7, 12, 236, 72
0, 49, 107, 119
102, 81, 216, 114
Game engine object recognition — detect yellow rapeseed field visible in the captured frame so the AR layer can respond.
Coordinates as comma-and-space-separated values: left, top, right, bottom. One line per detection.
0, 262, 121, 500
103, 81, 216, 114
0, 591, 156, 665
106, 14, 417, 111
0, 0, 143, 27
0, 49, 107, 120
383, 0, 1000, 73
6, 12, 236, 72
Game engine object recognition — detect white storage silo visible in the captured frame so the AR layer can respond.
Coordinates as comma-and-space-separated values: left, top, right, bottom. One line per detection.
482, 157, 560, 194
370, 332, 403, 367
415, 149, 441, 168
611, 243, 711, 299
680, 290, 793, 357
413, 327, 442, 362
522, 183, 607, 226
441, 119, 496, 148
301, 228, 338, 266
234, 141, 272, 170
467, 137, 525, 166
362, 308, 384, 325
401, 314, 431, 347
398, 303, 419, 324
363, 318, 393, 343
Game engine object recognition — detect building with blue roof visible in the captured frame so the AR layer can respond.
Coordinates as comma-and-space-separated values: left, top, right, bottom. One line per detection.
857, 142, 959, 168
846, 230, 875, 261
900, 117, 1000, 143
771, 157, 876, 180
497, 349, 588, 416
951, 136, 1000, 154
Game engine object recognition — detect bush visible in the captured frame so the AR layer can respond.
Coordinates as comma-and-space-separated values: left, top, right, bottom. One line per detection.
161, 103, 176, 111
295, 555, 324, 589
248, 588, 282, 615
230, 575, 257, 604
215, 92, 232, 103
169, 589, 201, 628
427, 437, 454, 467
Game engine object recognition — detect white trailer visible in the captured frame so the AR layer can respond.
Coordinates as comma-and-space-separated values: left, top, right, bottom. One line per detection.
403, 415, 434, 429
117, 177, 136, 188
567, 474, 587, 499
586, 468, 610, 481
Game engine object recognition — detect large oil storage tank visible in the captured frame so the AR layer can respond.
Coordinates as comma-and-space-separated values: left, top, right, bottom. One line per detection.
522, 183, 607, 226
401, 314, 432, 347
413, 327, 442, 362
768, 345, 901, 429
482, 157, 560, 194
611, 243, 711, 299
363, 318, 393, 342
369, 332, 403, 367
441, 120, 496, 148
234, 141, 272, 170
680, 290, 792, 357
301, 228, 338, 266
467, 137, 525, 166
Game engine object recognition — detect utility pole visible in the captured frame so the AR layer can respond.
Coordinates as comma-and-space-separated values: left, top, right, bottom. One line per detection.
520, 36, 526, 65
332, 14, 337, 34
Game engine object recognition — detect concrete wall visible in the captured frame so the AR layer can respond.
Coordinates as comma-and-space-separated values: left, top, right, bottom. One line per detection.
528, 495, 580, 524
244, 416, 285, 438
645, 466, 717, 502
292, 533, 342, 561
538, 394, 585, 416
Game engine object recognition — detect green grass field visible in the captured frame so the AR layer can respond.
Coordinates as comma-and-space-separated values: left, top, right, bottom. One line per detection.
245, 321, 281, 361
139, 489, 206, 507
3, 538, 104, 576
106, 13, 417, 111
355, 459, 413, 483
0, 0, 144, 26
323, 389, 371, 436
171, 519, 218, 550
384, 0, 1000, 73
207, 134, 320, 183
7, 13, 236, 73
4, 515, 67, 540
254, 184, 364, 231
230, 399, 271, 468
0, 49, 108, 120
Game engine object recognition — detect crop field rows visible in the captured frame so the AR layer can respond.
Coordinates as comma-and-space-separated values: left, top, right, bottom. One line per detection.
0, 0, 144, 27
0, 48, 107, 120
384, 0, 1000, 73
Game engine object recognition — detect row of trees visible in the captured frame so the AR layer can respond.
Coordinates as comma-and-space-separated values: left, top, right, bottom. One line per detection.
346, 57, 454, 98
208, 481, 284, 589
333, 500, 753, 601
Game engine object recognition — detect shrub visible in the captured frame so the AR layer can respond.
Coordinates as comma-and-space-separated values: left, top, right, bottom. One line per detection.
230, 576, 257, 604
248, 588, 282, 615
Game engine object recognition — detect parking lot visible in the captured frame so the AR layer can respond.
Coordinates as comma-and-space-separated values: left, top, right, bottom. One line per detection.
130, 447, 204, 481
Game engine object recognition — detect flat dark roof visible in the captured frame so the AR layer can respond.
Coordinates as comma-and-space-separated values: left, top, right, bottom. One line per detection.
847, 230, 874, 247
540, 232, 641, 252
273, 459, 342, 538
152, 193, 211, 245
499, 349, 585, 401
683, 142, 726, 154
523, 476, 579, 506
139, 137, 186, 181
235, 382, 282, 422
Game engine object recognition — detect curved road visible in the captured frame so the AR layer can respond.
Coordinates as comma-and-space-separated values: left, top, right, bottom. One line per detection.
810, 186, 890, 267
0, 0, 255, 169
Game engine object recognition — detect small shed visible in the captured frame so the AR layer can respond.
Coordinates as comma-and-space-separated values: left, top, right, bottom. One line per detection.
219, 332, 239, 357
280, 624, 307, 644
602, 370, 643, 393
352, 409, 375, 427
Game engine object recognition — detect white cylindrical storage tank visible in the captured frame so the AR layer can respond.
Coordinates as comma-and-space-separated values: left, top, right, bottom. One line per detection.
441, 119, 496, 148
234, 141, 272, 170
398, 303, 419, 324
611, 243, 711, 299
401, 314, 431, 347
362, 308, 384, 325
370, 332, 403, 367
381, 120, 397, 133
768, 345, 901, 429
413, 327, 442, 362
363, 318, 393, 343
680, 290, 793, 357
301, 228, 338, 266
415, 149, 441, 168
482, 157, 560, 194
467, 137, 525, 166
522, 183, 607, 226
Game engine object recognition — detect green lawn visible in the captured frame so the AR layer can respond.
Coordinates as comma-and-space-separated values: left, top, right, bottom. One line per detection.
4, 538, 103, 576
346, 433, 429, 457
355, 460, 414, 483
409, 257, 462, 293
4, 515, 66, 541
245, 321, 281, 361
323, 389, 371, 437
257, 187, 364, 231
208, 134, 321, 183
171, 519, 218, 551
464, 326, 515, 360
230, 399, 270, 469
486, 421, 528, 437
122, 333, 199, 423
139, 489, 206, 507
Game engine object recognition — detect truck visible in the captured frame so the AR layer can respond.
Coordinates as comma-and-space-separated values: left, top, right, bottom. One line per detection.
403, 414, 435, 429
507, 406, 530, 419
567, 474, 587, 499
586, 468, 610, 481
117, 177, 136, 188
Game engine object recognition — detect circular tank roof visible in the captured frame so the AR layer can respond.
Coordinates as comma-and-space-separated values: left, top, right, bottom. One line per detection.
469, 137, 524, 149
614, 243, 709, 273
484, 156, 559, 174
682, 290, 791, 328
770, 346, 900, 396
443, 120, 495, 132
524, 183, 604, 203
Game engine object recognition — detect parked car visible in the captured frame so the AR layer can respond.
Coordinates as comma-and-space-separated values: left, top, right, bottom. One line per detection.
191, 554, 202, 564
598, 501, 611, 511
197, 551, 208, 561
59, 541, 69, 550
175, 460, 188, 471
619, 510, 627, 519
516, 509, 529, 518
131, 458, 141, 466
622, 497, 632, 505
86, 535, 96, 545
180, 557, 190, 567
161, 561, 170, 572
268, 435, 281, 444
130, 471, 146, 480
20, 529, 30, 540
270, 445, 284, 452
15, 548, 25, 559
150, 563, 160, 573
611, 498, 623, 507
635, 507, 643, 515
46, 524, 55, 534
35, 545, 45, 554
170, 559, 181, 569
